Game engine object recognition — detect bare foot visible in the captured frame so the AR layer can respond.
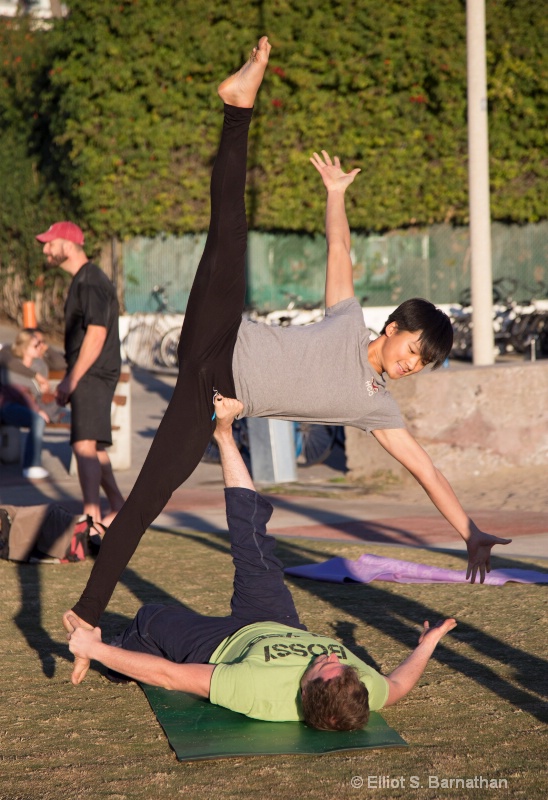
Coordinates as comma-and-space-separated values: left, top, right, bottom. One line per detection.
63, 610, 93, 685
218, 35, 271, 108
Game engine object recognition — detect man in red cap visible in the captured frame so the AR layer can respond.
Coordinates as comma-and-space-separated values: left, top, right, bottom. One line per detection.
36, 221, 125, 528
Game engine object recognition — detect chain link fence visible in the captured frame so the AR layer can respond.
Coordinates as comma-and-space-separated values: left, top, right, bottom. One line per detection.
121, 222, 548, 314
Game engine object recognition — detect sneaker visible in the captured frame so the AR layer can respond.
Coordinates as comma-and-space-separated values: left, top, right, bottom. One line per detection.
22, 466, 50, 480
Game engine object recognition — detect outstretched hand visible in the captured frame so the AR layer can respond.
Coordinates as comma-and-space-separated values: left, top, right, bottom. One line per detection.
310, 150, 361, 193
418, 618, 457, 647
465, 528, 512, 584
63, 610, 93, 685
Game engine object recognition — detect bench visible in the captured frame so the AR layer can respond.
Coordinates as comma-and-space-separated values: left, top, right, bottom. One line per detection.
0, 368, 132, 471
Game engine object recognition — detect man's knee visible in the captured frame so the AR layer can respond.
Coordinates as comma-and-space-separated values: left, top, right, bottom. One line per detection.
73, 439, 98, 458
119, 604, 167, 654
133, 604, 168, 636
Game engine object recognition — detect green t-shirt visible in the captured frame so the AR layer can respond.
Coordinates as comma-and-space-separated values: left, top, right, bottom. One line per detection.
209, 621, 389, 722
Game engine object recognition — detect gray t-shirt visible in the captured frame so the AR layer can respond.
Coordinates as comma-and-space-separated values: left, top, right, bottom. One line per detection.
232, 297, 405, 433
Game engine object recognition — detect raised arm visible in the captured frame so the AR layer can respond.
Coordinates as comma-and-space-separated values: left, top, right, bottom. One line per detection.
310, 150, 360, 308
372, 427, 511, 582
212, 394, 254, 490
384, 618, 457, 706
65, 614, 214, 695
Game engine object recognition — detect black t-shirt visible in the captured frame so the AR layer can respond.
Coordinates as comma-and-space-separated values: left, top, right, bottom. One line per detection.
64, 262, 121, 379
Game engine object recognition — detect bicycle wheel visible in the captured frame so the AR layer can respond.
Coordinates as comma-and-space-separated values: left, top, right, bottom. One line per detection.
451, 316, 473, 360
122, 318, 159, 369
159, 327, 180, 369
297, 423, 337, 466
508, 311, 533, 354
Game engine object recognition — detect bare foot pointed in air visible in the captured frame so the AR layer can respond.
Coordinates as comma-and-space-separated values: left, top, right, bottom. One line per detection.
218, 35, 272, 108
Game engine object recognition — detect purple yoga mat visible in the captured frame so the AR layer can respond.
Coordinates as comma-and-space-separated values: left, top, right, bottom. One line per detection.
284, 553, 548, 585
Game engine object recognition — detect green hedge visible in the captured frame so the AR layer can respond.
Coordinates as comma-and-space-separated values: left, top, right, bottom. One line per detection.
0, 18, 69, 325
1, 0, 547, 303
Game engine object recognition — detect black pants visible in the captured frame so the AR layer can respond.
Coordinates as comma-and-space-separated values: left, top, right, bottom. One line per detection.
114, 489, 305, 664
74, 106, 253, 626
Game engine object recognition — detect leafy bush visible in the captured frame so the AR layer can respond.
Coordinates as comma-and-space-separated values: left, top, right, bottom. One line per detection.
1, 0, 546, 320
34, 0, 547, 238
0, 18, 68, 327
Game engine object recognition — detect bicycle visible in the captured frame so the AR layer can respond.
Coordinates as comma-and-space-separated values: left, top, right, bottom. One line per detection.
295, 422, 345, 466
247, 291, 324, 328
121, 284, 183, 373
450, 278, 548, 360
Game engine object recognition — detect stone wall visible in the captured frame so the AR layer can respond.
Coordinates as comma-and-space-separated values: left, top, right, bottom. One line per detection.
345, 361, 548, 483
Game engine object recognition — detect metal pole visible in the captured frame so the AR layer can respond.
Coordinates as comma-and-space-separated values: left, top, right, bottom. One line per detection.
467, 0, 495, 365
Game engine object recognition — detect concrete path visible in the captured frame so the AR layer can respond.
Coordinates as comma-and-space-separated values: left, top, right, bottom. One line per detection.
1, 321, 547, 565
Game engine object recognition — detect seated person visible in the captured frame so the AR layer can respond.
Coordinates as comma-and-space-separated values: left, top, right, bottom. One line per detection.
0, 380, 50, 479
0, 330, 67, 423
26, 327, 67, 375
0, 327, 66, 381
66, 395, 456, 730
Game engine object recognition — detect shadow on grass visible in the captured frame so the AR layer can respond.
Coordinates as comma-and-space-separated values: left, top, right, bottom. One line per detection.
13, 563, 72, 679
147, 527, 548, 723
276, 539, 548, 724
156, 527, 548, 724
12, 557, 206, 683
12, 515, 547, 728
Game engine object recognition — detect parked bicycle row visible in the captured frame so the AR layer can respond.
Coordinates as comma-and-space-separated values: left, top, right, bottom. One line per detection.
121, 278, 548, 375
120, 290, 326, 372
450, 278, 548, 361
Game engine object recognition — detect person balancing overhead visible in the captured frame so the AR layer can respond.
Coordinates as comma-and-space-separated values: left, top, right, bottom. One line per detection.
63, 36, 510, 686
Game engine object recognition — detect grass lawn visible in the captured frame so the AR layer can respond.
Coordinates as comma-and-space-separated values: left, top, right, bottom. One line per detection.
1, 526, 546, 800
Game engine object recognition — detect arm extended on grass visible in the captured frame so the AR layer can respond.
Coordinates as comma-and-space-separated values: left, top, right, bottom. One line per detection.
66, 614, 214, 695
372, 427, 511, 582
384, 619, 457, 706
310, 150, 360, 308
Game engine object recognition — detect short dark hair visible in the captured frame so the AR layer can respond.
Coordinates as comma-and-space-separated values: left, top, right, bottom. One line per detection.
301, 666, 369, 731
381, 297, 453, 370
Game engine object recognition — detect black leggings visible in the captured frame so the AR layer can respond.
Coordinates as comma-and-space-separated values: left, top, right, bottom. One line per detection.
73, 105, 253, 627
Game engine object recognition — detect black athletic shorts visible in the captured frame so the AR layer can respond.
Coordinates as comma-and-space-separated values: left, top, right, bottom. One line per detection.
70, 372, 118, 447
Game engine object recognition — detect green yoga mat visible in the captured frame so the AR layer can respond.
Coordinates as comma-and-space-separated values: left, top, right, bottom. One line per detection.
142, 685, 408, 761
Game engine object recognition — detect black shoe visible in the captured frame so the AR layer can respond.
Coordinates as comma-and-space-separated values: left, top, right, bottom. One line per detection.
0, 508, 12, 560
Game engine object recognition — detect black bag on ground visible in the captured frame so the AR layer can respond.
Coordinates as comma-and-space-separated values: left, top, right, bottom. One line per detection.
0, 504, 92, 563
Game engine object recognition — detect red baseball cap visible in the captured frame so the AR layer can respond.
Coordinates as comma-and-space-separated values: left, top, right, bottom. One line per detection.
35, 221, 85, 245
